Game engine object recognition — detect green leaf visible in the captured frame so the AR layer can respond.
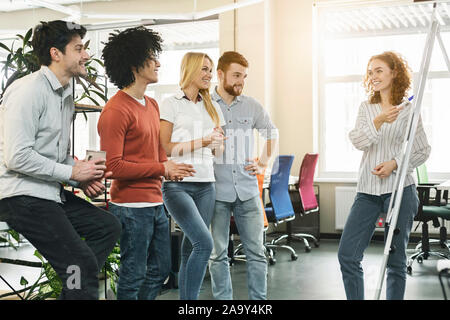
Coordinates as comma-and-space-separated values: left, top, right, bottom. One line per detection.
8, 229, 21, 242
20, 276, 29, 286
77, 77, 89, 93
0, 42, 11, 53
83, 94, 101, 106
83, 76, 104, 92
23, 28, 33, 48
90, 58, 104, 67
90, 89, 108, 102
34, 250, 44, 262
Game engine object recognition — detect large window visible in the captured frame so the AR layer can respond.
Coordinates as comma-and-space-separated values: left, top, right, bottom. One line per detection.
72, 19, 219, 160
315, 2, 450, 180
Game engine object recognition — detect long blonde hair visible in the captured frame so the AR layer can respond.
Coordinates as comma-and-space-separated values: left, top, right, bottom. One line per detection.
179, 52, 220, 127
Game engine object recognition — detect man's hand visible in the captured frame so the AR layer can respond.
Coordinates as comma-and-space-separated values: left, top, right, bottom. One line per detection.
80, 171, 112, 199
244, 158, 267, 176
371, 160, 397, 179
163, 160, 196, 181
71, 158, 107, 182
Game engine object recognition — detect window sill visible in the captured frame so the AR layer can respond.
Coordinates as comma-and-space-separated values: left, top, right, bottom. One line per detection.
314, 177, 448, 185
314, 177, 357, 184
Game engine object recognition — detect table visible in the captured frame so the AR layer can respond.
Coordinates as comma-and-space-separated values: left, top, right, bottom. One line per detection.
262, 175, 299, 189
436, 180, 450, 191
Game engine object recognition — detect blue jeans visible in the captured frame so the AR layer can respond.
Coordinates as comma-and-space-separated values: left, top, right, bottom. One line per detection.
338, 185, 419, 300
162, 182, 215, 300
109, 204, 171, 300
209, 195, 267, 300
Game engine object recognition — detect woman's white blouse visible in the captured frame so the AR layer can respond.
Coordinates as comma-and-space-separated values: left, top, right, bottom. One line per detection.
160, 90, 226, 182
349, 100, 431, 196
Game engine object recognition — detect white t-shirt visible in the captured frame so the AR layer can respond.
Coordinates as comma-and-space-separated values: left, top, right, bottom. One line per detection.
160, 90, 226, 182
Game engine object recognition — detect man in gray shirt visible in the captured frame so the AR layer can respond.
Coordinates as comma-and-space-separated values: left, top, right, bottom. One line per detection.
0, 20, 121, 299
209, 51, 278, 300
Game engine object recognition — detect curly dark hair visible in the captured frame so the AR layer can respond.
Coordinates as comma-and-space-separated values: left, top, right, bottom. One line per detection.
102, 26, 163, 89
31, 20, 87, 66
363, 51, 412, 105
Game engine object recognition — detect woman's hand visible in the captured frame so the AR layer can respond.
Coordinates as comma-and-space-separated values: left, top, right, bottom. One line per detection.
204, 127, 226, 149
163, 160, 196, 181
371, 159, 397, 179
373, 106, 403, 130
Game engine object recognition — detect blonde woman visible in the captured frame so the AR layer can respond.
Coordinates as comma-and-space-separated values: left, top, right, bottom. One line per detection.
159, 52, 226, 300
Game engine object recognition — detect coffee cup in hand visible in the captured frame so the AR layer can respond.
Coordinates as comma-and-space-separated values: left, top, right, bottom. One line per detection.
86, 150, 106, 164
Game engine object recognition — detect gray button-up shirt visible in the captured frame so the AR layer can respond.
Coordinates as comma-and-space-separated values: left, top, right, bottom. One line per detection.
0, 66, 76, 203
212, 88, 279, 202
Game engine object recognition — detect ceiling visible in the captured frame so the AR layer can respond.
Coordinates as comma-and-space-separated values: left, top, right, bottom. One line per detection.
0, 0, 263, 19
0, 0, 99, 12
0, 0, 266, 38
320, 0, 450, 37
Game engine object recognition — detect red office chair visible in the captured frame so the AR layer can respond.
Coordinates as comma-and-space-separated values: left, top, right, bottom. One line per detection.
286, 153, 320, 252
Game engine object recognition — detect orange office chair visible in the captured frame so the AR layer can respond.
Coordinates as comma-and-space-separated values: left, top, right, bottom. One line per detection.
228, 171, 274, 265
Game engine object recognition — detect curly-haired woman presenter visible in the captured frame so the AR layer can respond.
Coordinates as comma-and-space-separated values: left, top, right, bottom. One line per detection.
338, 51, 431, 300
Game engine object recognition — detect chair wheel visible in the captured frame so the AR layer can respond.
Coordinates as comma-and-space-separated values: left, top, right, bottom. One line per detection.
314, 241, 320, 248
417, 256, 423, 264
407, 266, 412, 275
305, 246, 311, 253
269, 257, 276, 265
291, 253, 298, 261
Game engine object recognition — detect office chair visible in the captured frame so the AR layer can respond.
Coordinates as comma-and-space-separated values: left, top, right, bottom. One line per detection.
407, 164, 450, 274
264, 155, 298, 262
228, 172, 275, 265
416, 164, 449, 247
286, 153, 320, 252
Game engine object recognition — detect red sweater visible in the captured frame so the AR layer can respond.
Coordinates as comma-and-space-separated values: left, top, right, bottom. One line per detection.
97, 90, 167, 203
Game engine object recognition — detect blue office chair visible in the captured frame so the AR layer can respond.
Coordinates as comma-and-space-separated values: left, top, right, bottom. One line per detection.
264, 155, 298, 262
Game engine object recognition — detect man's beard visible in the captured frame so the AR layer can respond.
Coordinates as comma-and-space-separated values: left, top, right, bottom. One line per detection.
70, 62, 88, 78
224, 80, 243, 97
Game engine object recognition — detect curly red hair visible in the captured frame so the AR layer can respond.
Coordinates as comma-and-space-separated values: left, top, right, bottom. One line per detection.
363, 51, 412, 105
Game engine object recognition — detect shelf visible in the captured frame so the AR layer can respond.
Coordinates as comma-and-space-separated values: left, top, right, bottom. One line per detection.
75, 103, 103, 113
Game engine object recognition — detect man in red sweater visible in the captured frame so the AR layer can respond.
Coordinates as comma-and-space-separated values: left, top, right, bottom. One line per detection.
98, 27, 195, 300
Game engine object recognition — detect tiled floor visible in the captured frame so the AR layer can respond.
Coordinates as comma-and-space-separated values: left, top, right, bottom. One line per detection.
0, 237, 448, 300
157, 238, 449, 300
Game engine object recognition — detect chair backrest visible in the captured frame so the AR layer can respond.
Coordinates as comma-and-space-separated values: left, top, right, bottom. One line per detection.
416, 163, 429, 185
269, 155, 295, 220
298, 153, 319, 213
256, 173, 269, 228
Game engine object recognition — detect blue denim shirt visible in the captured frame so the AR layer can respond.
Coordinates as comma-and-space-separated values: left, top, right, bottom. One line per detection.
0, 66, 76, 203
211, 88, 278, 202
